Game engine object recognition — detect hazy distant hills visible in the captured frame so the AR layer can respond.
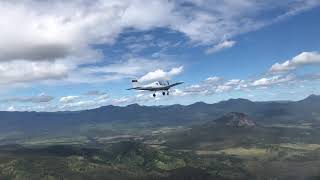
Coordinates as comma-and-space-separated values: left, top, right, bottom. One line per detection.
0, 94, 319, 134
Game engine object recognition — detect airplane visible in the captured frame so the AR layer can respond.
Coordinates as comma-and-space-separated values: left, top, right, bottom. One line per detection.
127, 80, 184, 97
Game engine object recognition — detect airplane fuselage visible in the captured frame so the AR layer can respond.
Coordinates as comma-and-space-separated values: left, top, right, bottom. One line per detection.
134, 86, 170, 91
127, 80, 183, 97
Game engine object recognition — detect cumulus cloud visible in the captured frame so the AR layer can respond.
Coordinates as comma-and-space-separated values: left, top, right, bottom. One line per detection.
7, 106, 16, 112
59, 96, 80, 104
205, 76, 222, 83
0, 0, 176, 62
56, 93, 110, 111
60, 100, 96, 110
205, 40, 236, 54
215, 85, 233, 93
179, 73, 297, 97
270, 52, 320, 73
0, 0, 317, 62
111, 97, 133, 105
171, 89, 188, 97
82, 58, 174, 76
225, 79, 244, 86
0, 60, 69, 85
0, 0, 317, 86
251, 75, 294, 86
138, 66, 184, 82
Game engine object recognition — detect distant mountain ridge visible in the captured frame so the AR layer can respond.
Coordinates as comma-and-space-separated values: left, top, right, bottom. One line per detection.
0, 94, 319, 134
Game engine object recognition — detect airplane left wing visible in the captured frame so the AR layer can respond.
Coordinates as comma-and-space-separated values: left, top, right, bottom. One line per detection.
126, 87, 140, 90
126, 87, 155, 91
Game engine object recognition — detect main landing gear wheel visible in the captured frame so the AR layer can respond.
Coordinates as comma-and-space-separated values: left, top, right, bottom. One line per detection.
153, 93, 156, 97
162, 92, 166, 96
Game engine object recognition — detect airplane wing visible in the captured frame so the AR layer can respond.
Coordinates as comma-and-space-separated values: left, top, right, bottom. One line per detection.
168, 82, 184, 88
127, 82, 183, 91
126, 87, 140, 90
126, 87, 155, 91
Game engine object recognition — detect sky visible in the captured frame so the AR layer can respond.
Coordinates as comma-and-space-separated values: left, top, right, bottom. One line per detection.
0, 0, 320, 111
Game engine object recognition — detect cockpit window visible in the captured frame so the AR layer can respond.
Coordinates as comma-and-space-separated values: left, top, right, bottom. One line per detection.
158, 81, 166, 85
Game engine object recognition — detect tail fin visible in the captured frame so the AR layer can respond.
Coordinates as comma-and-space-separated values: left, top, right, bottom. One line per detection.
132, 79, 140, 88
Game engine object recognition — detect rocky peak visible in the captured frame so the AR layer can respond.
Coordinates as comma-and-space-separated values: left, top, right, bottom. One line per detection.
214, 112, 256, 127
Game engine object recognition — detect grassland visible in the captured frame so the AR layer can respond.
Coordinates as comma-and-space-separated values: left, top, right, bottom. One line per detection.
1, 121, 320, 179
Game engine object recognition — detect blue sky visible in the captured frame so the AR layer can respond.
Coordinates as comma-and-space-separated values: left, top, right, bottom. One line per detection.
0, 0, 319, 111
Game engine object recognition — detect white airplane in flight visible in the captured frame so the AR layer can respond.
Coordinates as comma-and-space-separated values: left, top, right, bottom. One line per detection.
127, 80, 184, 97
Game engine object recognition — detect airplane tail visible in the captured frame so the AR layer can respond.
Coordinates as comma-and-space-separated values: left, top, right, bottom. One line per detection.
132, 79, 140, 88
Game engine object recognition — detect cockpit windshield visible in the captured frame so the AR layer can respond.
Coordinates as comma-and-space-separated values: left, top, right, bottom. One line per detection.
158, 81, 169, 86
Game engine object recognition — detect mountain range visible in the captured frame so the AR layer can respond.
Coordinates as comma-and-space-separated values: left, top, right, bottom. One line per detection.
0, 94, 319, 135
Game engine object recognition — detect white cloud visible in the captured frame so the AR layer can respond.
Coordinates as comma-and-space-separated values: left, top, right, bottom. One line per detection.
215, 85, 233, 93
112, 97, 132, 105
251, 75, 294, 86
171, 89, 188, 97
58, 100, 97, 111
139, 66, 183, 82
7, 106, 16, 111
182, 76, 240, 96
56, 93, 110, 111
0, 0, 177, 63
82, 58, 174, 76
0, 60, 69, 84
205, 40, 236, 54
206, 76, 222, 83
97, 94, 109, 102
0, 0, 317, 86
225, 79, 244, 86
179, 73, 297, 97
270, 52, 320, 73
0, 0, 316, 62
59, 96, 80, 104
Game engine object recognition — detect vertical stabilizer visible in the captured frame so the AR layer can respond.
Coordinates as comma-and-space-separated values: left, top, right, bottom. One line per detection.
132, 79, 140, 88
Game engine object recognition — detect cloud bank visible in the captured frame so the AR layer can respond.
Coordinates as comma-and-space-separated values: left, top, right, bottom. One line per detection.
270, 52, 320, 73
0, 0, 318, 85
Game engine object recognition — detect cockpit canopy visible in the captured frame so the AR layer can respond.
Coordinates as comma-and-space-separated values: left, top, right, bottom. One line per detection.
157, 81, 170, 86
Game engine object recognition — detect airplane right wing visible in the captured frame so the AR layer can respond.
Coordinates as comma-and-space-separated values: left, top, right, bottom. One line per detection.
168, 82, 184, 88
